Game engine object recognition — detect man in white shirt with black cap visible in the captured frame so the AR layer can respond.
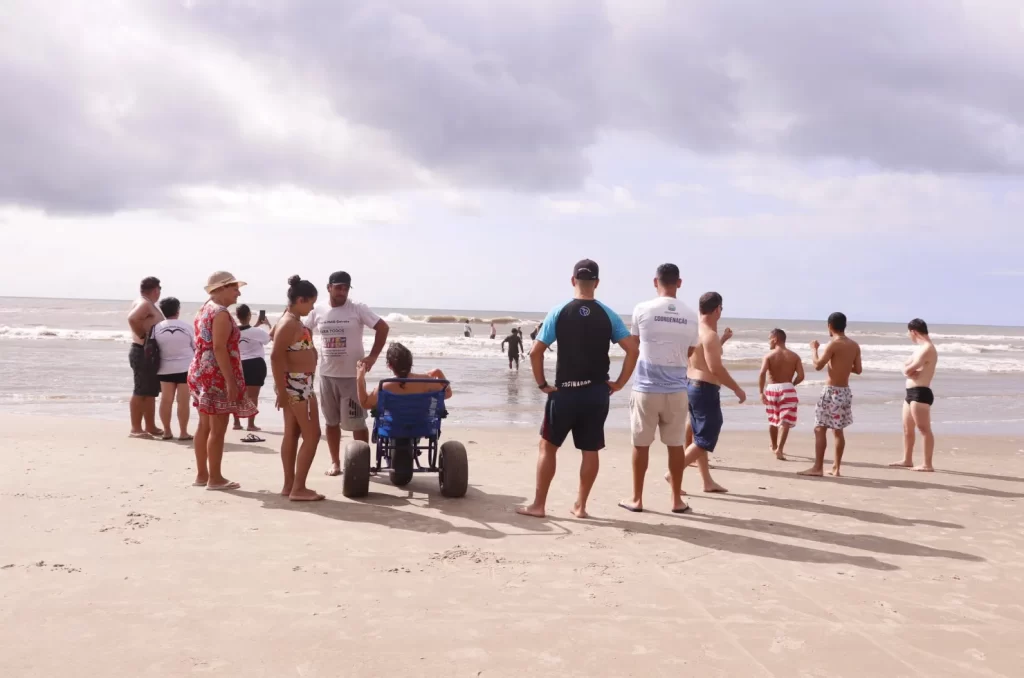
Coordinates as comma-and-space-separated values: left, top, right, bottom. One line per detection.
305, 271, 390, 476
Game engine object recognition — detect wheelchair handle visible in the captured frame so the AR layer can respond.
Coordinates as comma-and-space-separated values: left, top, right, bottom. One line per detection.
377, 378, 451, 389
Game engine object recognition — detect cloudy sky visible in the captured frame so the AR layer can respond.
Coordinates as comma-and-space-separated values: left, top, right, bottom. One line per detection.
1, 0, 1022, 324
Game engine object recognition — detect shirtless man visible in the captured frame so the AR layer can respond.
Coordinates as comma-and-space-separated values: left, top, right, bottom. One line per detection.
798, 312, 862, 477
759, 329, 805, 460
890, 318, 938, 472
126, 276, 165, 438
676, 292, 745, 507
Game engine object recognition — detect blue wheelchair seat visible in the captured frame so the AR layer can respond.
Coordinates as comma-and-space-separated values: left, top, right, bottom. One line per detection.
374, 380, 448, 440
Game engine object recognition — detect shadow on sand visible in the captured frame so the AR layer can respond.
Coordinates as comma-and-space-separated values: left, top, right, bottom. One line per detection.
701, 493, 964, 529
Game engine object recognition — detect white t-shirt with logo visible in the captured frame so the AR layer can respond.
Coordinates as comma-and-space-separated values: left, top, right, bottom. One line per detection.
153, 318, 196, 375
239, 326, 271, 362
305, 301, 382, 378
631, 296, 699, 394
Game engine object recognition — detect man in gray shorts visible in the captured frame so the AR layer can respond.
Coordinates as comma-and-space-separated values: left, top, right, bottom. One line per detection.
305, 271, 390, 476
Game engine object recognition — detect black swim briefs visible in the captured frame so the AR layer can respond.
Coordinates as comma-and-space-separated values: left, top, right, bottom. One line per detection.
905, 387, 934, 406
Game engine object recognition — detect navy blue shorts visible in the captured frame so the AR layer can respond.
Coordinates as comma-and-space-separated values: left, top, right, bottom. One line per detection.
540, 383, 610, 451
688, 380, 723, 453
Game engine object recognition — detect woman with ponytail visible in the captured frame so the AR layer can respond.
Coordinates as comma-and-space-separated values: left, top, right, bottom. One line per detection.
270, 275, 323, 501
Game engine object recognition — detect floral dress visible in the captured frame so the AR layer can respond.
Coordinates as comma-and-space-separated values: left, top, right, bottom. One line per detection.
188, 302, 258, 417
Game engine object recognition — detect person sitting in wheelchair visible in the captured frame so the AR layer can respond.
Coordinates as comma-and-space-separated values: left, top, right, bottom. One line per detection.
355, 342, 453, 410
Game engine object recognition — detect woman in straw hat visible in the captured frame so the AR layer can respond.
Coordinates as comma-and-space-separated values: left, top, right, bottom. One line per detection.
187, 271, 257, 490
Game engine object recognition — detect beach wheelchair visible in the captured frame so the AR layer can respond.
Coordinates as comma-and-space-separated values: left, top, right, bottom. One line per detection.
341, 379, 468, 498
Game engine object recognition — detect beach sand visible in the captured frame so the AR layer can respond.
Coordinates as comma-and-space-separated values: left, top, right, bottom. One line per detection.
1, 414, 1022, 677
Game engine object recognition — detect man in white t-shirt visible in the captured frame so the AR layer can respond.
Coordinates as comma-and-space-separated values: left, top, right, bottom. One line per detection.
619, 264, 699, 514
153, 297, 195, 441
305, 271, 390, 476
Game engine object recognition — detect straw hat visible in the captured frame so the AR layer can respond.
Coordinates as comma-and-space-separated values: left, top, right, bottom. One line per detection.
205, 271, 247, 294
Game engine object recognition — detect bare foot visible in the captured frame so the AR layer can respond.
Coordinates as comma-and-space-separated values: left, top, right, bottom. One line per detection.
571, 502, 590, 519
192, 477, 208, 487
888, 461, 913, 468
663, 472, 687, 496
913, 465, 934, 472
324, 463, 342, 477
828, 466, 841, 477
281, 485, 292, 496
618, 499, 643, 513
775, 451, 787, 461
160, 433, 175, 441
145, 427, 165, 437
797, 467, 824, 477
232, 421, 243, 430
290, 489, 325, 501
247, 425, 262, 432
515, 504, 545, 518
703, 481, 728, 493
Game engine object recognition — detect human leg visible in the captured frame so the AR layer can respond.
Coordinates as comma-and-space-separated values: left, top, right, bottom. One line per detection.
516, 439, 559, 518
193, 413, 210, 485
830, 430, 846, 476
290, 396, 323, 500
245, 385, 261, 430
205, 414, 237, 489
159, 382, 176, 439
892, 400, 916, 467
911, 402, 934, 471
175, 384, 191, 438
798, 426, 828, 476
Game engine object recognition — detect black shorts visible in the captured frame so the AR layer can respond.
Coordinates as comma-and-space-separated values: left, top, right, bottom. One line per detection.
540, 383, 610, 451
905, 387, 934, 406
159, 372, 188, 385
129, 344, 160, 397
242, 358, 268, 387
508, 352, 520, 365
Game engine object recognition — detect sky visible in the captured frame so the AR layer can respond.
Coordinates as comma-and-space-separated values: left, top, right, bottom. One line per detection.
1, 0, 1023, 324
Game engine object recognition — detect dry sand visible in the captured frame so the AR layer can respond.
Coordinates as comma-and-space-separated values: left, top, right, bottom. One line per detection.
1, 413, 1022, 677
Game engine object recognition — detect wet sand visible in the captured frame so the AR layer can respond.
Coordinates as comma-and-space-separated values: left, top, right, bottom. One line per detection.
1, 414, 1021, 677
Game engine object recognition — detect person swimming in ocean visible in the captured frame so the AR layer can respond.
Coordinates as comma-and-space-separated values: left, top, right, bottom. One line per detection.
490, 322, 497, 339
501, 329, 526, 370
464, 321, 472, 338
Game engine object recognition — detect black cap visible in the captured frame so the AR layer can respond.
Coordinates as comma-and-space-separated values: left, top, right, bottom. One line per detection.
573, 259, 599, 281
328, 271, 352, 287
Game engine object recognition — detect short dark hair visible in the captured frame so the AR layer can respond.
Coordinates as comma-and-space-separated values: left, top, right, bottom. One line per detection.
140, 276, 160, 294
699, 291, 723, 315
386, 342, 414, 378
286, 275, 318, 304
770, 328, 787, 343
236, 304, 252, 322
158, 297, 180, 318
656, 263, 680, 286
828, 312, 848, 332
908, 318, 928, 335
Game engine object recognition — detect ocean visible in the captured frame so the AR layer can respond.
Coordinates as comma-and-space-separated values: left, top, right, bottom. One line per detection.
2, 297, 1023, 434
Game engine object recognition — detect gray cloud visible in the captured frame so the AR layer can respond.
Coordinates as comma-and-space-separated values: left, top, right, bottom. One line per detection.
1, 0, 1022, 214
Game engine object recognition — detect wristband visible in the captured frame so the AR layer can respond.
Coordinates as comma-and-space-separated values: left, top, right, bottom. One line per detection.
538, 381, 549, 391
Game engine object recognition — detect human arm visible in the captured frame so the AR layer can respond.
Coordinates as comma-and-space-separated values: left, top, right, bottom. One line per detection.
810, 340, 832, 371
608, 335, 640, 393
793, 355, 805, 386
530, 340, 555, 392
501, 337, 508, 352
704, 333, 745, 402
355, 361, 378, 409
758, 357, 769, 405
853, 345, 863, 375
362, 315, 390, 372
269, 318, 297, 409
425, 368, 454, 400
721, 327, 733, 345
211, 311, 239, 402
128, 303, 153, 341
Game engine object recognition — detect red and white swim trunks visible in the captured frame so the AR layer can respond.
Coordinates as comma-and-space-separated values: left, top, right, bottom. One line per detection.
763, 382, 798, 428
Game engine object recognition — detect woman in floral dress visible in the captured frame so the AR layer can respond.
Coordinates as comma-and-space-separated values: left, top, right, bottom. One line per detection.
188, 271, 257, 490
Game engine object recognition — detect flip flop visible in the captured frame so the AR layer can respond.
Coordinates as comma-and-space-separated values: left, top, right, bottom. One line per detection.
672, 505, 693, 514
178, 434, 194, 442
240, 434, 265, 443
617, 501, 643, 513
207, 482, 240, 491
129, 432, 154, 440
160, 434, 175, 441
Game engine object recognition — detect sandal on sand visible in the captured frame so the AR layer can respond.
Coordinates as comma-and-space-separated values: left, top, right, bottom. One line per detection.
161, 434, 175, 441
240, 434, 265, 443
617, 501, 643, 513
207, 482, 241, 491
129, 432, 154, 440
178, 434, 194, 442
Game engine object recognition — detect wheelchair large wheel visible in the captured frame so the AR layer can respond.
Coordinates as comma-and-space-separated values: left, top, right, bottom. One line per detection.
342, 441, 371, 498
389, 438, 415, 487
438, 441, 468, 498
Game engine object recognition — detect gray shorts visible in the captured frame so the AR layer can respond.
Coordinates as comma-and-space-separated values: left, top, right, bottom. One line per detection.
319, 376, 367, 430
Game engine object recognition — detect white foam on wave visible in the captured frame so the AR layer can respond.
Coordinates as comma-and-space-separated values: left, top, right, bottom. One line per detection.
0, 325, 133, 342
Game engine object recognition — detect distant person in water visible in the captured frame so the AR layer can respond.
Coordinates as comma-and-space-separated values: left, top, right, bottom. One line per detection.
490, 323, 497, 339
502, 328, 526, 370
530, 324, 540, 341
270, 275, 323, 501
758, 329, 804, 460
153, 297, 195, 441
799, 312, 862, 478
356, 342, 453, 408
464, 322, 472, 338
234, 304, 272, 434
891, 318, 938, 472
126, 276, 165, 438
